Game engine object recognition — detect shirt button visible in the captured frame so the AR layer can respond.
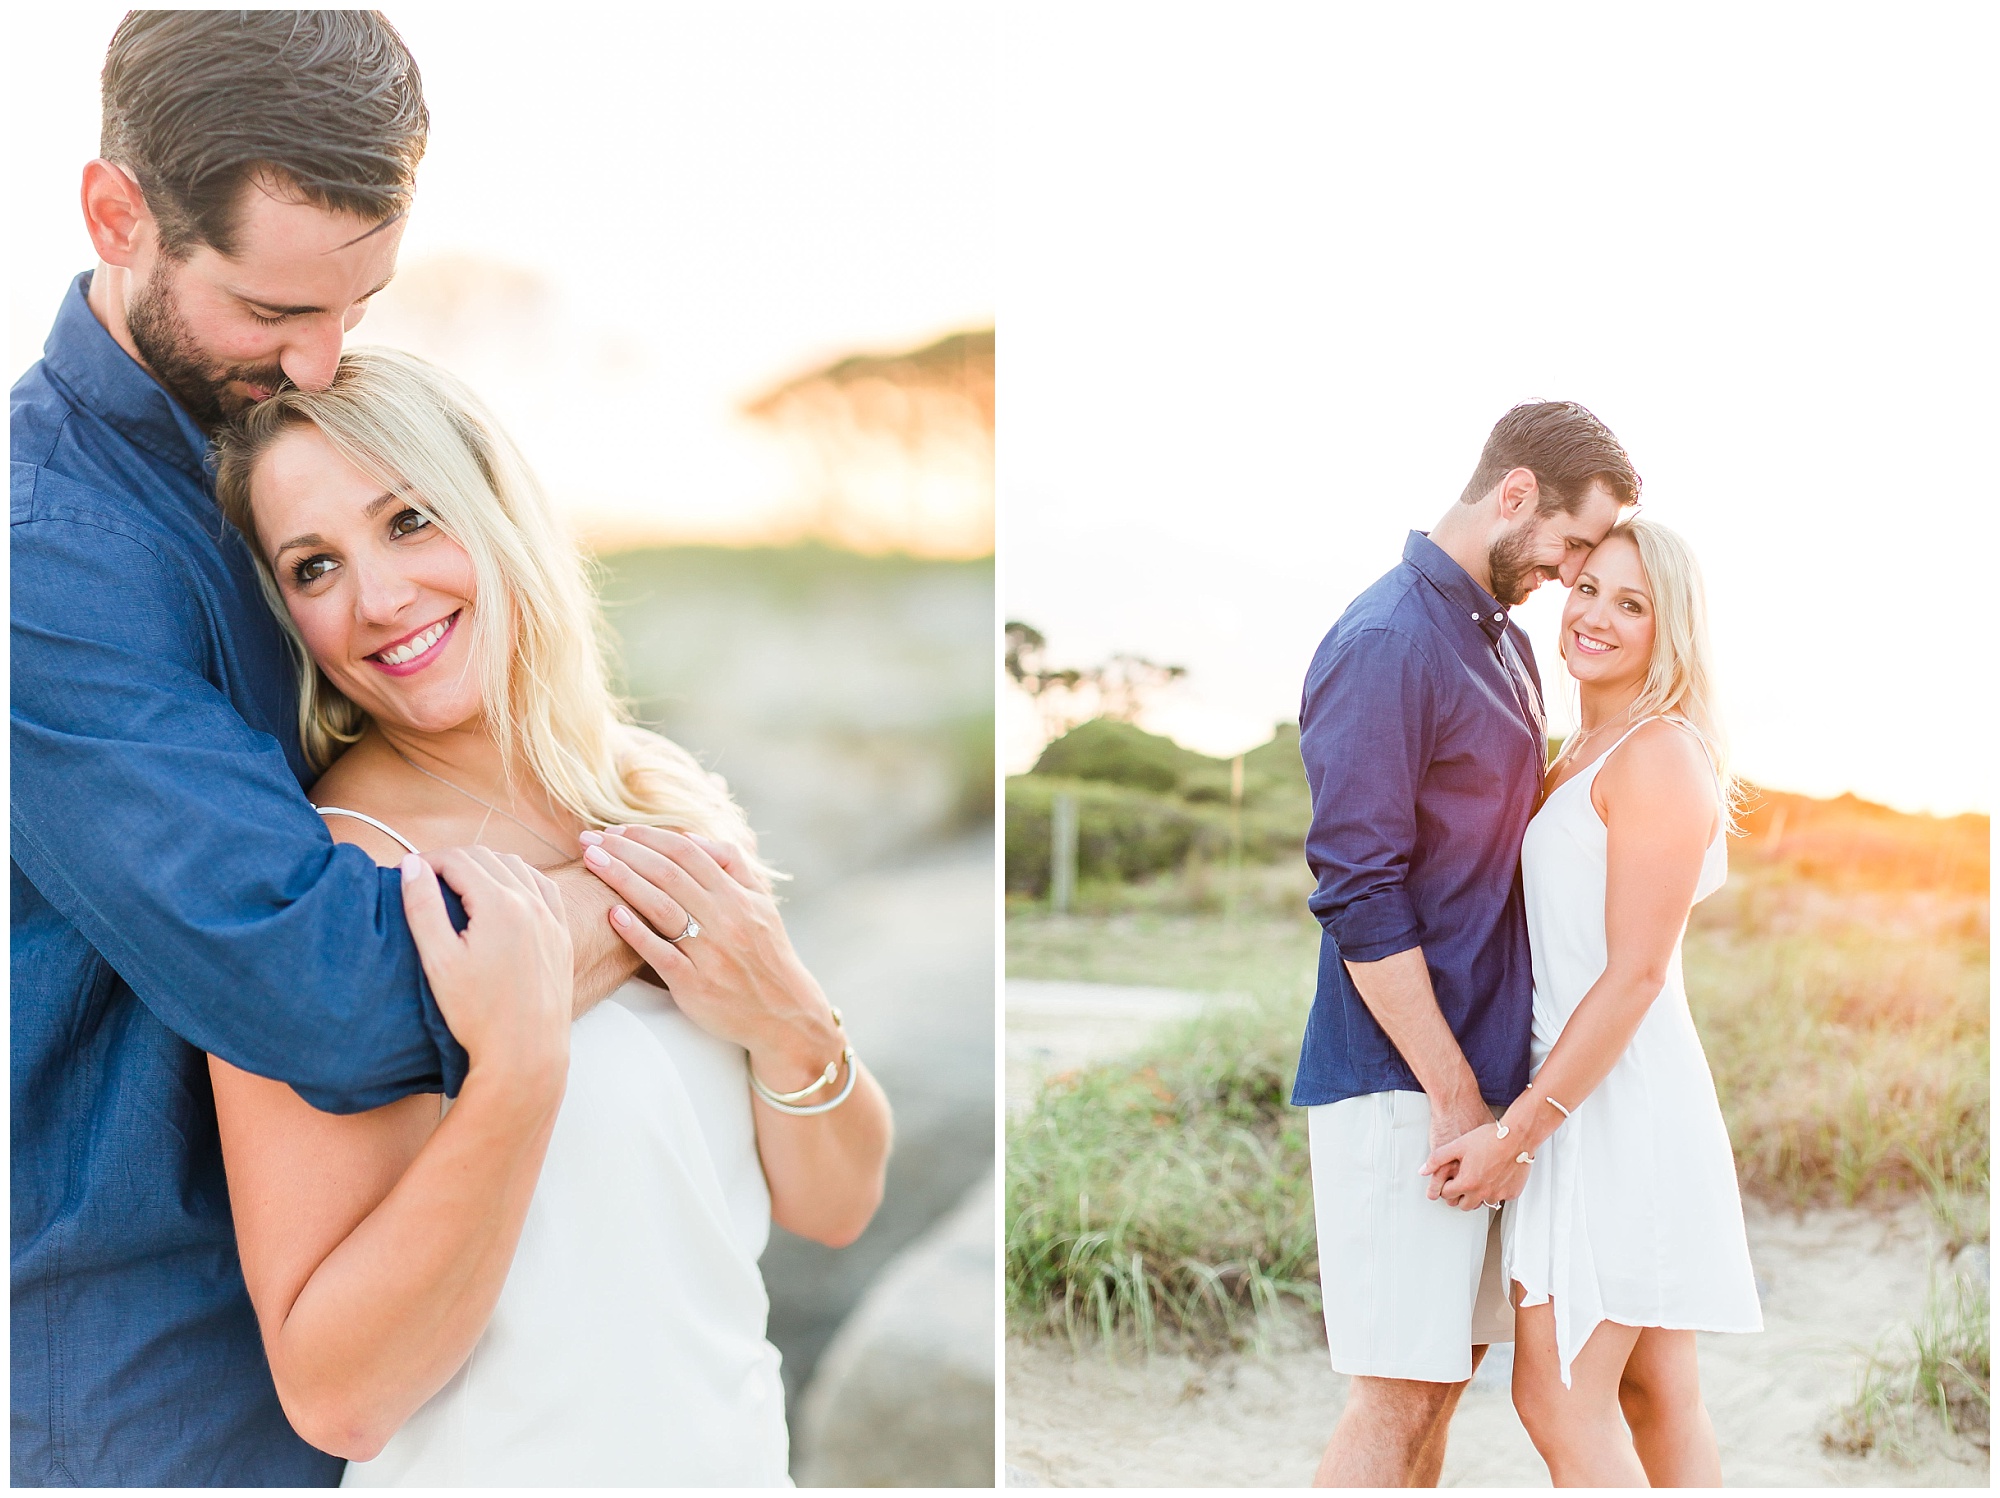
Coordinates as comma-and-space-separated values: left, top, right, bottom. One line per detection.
1471, 612, 1480, 621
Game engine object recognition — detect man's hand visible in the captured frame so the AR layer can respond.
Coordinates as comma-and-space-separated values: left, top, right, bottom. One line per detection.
544, 855, 648, 1015
1428, 1090, 1494, 1160
1421, 1088, 1498, 1198
1421, 1120, 1531, 1211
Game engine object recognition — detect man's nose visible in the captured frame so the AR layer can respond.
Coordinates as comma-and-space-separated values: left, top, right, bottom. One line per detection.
1557, 552, 1588, 588
278, 318, 345, 393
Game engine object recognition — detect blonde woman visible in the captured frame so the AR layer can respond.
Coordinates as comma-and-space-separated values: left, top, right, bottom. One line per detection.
1420, 519, 1760, 1485
206, 348, 891, 1485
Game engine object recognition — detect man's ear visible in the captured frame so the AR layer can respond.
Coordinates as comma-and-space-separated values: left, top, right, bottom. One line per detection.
81, 159, 157, 269
1495, 467, 1540, 522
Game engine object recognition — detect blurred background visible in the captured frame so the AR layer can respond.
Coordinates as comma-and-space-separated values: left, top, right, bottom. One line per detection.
999, 5, 1989, 1486
12, 4, 995, 1485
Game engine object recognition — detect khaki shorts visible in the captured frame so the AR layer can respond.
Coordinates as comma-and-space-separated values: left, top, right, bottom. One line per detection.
1307, 1089, 1512, 1383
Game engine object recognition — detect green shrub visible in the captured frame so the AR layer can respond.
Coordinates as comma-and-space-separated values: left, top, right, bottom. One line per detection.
1006, 777, 1230, 895
1006, 777, 1309, 897
1007, 993, 1321, 1347
1031, 718, 1225, 797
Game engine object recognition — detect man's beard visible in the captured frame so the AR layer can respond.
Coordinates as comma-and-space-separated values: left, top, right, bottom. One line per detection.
125, 262, 285, 429
1486, 521, 1559, 607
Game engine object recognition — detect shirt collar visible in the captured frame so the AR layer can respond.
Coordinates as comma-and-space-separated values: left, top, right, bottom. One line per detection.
1404, 530, 1513, 644
39, 271, 211, 484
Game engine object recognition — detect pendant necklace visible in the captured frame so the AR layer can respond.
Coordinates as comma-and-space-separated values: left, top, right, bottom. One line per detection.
387, 741, 573, 863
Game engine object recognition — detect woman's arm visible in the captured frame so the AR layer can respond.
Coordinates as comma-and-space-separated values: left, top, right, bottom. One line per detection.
212, 844, 573, 1460
1425, 721, 1716, 1207
584, 827, 893, 1247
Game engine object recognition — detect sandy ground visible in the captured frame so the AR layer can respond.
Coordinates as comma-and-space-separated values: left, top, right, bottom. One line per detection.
1007, 1202, 1987, 1487
1003, 980, 1989, 1487
1006, 979, 1243, 1114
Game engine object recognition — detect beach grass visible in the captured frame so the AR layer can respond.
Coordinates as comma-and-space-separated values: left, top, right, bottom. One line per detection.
1006, 850, 1990, 1344
1826, 1258, 1991, 1461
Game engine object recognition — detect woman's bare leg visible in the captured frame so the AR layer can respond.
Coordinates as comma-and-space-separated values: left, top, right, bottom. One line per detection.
1511, 1288, 1647, 1487
1619, 1328, 1721, 1486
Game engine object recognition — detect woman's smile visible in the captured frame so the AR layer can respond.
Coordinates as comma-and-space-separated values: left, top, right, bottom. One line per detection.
367, 609, 461, 676
1571, 629, 1616, 657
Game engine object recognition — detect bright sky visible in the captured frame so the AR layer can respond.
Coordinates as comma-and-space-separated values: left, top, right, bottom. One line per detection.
999, 5, 1993, 817
10, 3, 993, 545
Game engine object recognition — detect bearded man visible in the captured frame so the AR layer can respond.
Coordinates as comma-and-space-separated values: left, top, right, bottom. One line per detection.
1292, 401, 1640, 1486
11, 13, 644, 1484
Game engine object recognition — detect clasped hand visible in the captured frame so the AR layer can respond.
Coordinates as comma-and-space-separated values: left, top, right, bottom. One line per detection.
1420, 1120, 1532, 1211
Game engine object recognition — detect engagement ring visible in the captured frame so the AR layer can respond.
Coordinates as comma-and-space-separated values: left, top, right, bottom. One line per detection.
669, 915, 701, 944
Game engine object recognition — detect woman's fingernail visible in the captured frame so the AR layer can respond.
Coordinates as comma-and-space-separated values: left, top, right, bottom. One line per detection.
584, 845, 611, 868
611, 906, 632, 927
401, 853, 422, 879
605, 824, 628, 836
578, 830, 603, 846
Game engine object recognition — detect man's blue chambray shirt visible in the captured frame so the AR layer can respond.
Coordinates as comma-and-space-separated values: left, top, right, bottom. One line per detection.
1291, 530, 1547, 1109
11, 274, 471, 1487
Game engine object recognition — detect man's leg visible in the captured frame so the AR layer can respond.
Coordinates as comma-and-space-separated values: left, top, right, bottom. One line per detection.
1308, 1094, 1498, 1487
1407, 1344, 1488, 1485
1317, 1372, 1461, 1486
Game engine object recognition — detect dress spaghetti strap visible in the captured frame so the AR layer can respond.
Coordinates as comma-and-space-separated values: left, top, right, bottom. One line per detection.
314, 805, 421, 855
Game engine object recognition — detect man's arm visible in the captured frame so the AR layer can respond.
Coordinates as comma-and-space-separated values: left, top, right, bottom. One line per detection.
546, 860, 643, 1013
1301, 627, 1488, 1150
11, 513, 464, 1110
1342, 947, 1487, 1143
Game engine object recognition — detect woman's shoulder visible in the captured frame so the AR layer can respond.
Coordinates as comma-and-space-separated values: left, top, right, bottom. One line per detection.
308, 742, 422, 867
1595, 717, 1718, 826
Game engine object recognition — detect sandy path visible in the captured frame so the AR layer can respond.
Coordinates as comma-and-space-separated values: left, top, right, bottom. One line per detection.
1007, 1203, 1986, 1487
1006, 979, 1238, 1113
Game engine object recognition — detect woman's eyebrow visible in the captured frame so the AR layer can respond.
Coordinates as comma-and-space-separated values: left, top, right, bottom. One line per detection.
273, 494, 397, 554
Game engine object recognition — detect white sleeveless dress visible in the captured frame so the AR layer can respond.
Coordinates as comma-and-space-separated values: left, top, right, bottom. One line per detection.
316, 810, 791, 1486
1499, 722, 1762, 1387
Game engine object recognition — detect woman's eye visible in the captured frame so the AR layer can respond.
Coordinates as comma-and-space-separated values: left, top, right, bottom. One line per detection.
1577, 583, 1595, 595
292, 555, 336, 586
390, 508, 432, 538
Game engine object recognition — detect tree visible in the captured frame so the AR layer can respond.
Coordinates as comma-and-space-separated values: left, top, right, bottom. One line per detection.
1004, 621, 1187, 741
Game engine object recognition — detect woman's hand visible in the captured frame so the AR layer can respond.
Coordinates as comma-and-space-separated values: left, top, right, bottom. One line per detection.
580, 825, 892, 1247
401, 846, 573, 1102
578, 827, 841, 1091
1421, 1120, 1532, 1210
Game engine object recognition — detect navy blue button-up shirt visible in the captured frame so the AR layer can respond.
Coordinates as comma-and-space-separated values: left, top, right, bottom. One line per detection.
11, 274, 470, 1486
1291, 531, 1546, 1109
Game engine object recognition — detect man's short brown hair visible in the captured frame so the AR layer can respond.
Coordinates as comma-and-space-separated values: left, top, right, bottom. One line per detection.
100, 10, 428, 258
1458, 400, 1642, 515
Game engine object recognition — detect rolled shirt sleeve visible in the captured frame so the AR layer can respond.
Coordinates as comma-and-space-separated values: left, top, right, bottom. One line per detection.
1301, 626, 1435, 963
10, 511, 468, 1112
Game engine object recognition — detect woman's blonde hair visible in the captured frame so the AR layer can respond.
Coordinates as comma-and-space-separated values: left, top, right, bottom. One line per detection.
213, 346, 768, 870
1598, 516, 1742, 832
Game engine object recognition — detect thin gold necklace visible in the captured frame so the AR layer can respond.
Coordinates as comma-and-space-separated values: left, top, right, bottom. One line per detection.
1553, 705, 1638, 774
386, 741, 572, 863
